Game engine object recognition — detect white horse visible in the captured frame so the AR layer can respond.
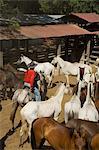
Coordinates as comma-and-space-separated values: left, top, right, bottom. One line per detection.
10, 87, 33, 130
64, 80, 82, 123
51, 56, 92, 88
15, 54, 55, 87
19, 83, 68, 145
78, 81, 99, 122
95, 66, 99, 82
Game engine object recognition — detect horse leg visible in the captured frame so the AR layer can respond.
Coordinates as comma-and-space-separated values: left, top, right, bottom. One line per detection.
10, 101, 19, 130
65, 74, 72, 93
19, 119, 28, 146
47, 76, 52, 88
54, 109, 61, 121
64, 112, 69, 124
28, 123, 32, 143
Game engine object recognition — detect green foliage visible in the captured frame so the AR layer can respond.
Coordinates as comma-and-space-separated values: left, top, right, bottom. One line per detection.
38, 0, 99, 14
8, 18, 20, 31
0, 0, 20, 30
39, 0, 64, 14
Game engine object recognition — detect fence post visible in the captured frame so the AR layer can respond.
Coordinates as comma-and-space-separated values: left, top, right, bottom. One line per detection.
86, 40, 91, 64
0, 51, 3, 68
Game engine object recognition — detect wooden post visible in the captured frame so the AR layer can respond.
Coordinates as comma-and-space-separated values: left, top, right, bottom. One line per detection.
0, 51, 3, 68
57, 44, 61, 56
64, 37, 69, 61
86, 40, 91, 64
57, 44, 61, 75
26, 39, 28, 52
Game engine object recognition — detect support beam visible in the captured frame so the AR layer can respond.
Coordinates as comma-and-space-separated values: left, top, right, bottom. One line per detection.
0, 51, 3, 68
86, 40, 91, 64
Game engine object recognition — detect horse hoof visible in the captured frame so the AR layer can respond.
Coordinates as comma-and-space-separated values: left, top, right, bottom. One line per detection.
19, 144, 23, 148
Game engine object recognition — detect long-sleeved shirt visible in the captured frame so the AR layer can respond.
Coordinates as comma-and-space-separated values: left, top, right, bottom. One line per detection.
24, 69, 36, 88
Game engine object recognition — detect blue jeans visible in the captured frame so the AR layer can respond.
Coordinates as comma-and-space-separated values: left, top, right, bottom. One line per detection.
34, 87, 41, 101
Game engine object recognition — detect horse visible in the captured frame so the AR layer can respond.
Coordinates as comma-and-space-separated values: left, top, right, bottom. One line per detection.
0, 65, 23, 100
10, 70, 47, 130
93, 66, 99, 111
14, 54, 55, 87
51, 55, 92, 89
78, 81, 99, 122
91, 133, 99, 150
64, 80, 83, 123
66, 119, 99, 150
30, 117, 86, 150
19, 83, 68, 145
64, 66, 91, 123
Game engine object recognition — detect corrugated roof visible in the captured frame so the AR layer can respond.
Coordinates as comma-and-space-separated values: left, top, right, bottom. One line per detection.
71, 13, 99, 23
91, 31, 99, 35
19, 24, 91, 39
0, 27, 27, 40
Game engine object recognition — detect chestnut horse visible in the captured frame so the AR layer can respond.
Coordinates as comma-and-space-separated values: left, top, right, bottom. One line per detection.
94, 81, 99, 112
66, 119, 99, 150
31, 117, 86, 150
91, 133, 99, 150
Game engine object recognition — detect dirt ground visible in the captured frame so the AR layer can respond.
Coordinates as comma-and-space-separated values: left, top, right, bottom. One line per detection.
0, 64, 96, 150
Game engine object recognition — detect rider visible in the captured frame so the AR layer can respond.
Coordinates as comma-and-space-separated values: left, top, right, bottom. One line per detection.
23, 65, 41, 101
33, 72, 41, 101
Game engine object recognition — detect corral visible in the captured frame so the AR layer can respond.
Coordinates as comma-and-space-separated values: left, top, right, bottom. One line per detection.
0, 12, 99, 150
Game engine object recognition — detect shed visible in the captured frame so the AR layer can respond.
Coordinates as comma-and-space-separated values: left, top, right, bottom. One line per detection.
19, 24, 91, 38
0, 24, 94, 65
67, 13, 99, 27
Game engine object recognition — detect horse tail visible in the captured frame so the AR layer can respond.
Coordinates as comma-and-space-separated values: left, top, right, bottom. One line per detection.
31, 119, 38, 149
10, 100, 19, 129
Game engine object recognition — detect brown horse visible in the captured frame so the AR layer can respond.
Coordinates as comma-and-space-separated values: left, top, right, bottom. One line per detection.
94, 81, 99, 112
0, 64, 24, 100
91, 133, 99, 150
31, 117, 86, 150
66, 119, 99, 150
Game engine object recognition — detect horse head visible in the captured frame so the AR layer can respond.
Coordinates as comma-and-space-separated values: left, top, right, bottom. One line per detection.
13, 55, 22, 65
51, 56, 58, 66
14, 54, 32, 66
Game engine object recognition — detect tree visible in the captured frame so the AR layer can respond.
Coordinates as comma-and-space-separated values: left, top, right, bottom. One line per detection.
0, 0, 20, 30
38, 0, 64, 14
38, 0, 99, 14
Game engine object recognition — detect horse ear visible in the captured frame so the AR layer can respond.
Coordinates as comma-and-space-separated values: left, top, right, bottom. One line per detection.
21, 54, 24, 57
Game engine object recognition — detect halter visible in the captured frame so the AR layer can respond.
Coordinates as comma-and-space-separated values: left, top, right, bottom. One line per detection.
27, 61, 37, 69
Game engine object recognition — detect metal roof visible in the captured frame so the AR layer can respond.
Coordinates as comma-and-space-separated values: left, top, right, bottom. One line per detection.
71, 13, 99, 23
92, 31, 99, 35
0, 27, 27, 40
19, 24, 91, 39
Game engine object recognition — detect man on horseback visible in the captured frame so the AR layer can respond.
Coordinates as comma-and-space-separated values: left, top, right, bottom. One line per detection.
23, 65, 41, 101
